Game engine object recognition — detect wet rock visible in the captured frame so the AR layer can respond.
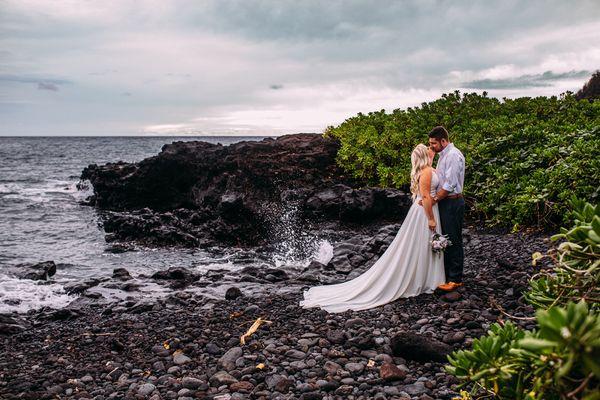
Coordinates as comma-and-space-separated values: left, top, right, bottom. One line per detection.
104, 244, 135, 253
151, 266, 196, 281
0, 226, 552, 400
64, 278, 102, 294
13, 261, 57, 281
0, 314, 29, 335
225, 287, 243, 300
112, 268, 132, 280
47, 309, 80, 321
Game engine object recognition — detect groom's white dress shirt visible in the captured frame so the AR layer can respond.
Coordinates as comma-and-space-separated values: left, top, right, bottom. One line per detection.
436, 143, 465, 194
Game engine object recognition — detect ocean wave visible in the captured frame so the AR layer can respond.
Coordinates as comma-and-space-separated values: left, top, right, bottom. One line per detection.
0, 274, 77, 313
0, 179, 92, 203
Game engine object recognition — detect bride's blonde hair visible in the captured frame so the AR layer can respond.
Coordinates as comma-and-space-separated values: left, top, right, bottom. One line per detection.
410, 143, 431, 200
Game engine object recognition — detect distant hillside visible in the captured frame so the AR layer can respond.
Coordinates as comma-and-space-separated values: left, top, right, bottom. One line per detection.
576, 70, 600, 100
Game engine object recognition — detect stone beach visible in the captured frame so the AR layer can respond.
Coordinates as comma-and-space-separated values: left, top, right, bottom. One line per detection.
0, 223, 552, 399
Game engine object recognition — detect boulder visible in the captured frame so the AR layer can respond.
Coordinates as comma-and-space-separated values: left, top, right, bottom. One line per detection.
390, 332, 452, 362
12, 261, 57, 281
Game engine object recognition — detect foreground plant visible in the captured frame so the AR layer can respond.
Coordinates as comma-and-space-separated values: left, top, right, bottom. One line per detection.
447, 200, 599, 399
446, 301, 600, 399
527, 198, 600, 310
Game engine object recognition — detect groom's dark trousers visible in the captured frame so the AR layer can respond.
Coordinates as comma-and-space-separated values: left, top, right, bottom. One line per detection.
438, 196, 465, 283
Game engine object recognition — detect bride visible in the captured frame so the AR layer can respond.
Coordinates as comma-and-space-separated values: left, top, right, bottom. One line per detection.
299, 143, 445, 313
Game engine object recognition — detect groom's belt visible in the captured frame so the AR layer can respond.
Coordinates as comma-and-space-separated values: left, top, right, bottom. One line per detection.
446, 193, 463, 199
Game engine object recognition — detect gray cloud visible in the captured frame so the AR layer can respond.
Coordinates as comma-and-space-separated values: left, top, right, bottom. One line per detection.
37, 82, 59, 91
462, 70, 591, 89
0, 74, 71, 85
0, 0, 599, 135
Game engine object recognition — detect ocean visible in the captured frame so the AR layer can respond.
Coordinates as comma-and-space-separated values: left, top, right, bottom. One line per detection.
0, 136, 331, 313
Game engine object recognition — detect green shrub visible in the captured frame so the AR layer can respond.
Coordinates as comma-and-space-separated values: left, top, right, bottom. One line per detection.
527, 198, 600, 310
324, 92, 600, 229
447, 199, 600, 399
446, 301, 600, 399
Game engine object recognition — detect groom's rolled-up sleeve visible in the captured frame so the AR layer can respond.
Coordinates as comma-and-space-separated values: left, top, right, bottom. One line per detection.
441, 153, 460, 193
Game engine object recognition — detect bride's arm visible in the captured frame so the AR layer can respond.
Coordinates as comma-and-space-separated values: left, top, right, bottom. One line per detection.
419, 167, 436, 232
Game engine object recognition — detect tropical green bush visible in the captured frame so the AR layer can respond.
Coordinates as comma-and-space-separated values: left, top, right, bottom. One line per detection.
324, 91, 600, 229
446, 302, 600, 400
527, 198, 600, 310
446, 199, 600, 399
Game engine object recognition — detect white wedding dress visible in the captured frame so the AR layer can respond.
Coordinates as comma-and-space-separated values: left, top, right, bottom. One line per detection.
299, 170, 446, 313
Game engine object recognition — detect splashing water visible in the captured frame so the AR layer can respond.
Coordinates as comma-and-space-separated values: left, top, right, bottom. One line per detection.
313, 239, 334, 265
0, 274, 77, 313
267, 200, 325, 268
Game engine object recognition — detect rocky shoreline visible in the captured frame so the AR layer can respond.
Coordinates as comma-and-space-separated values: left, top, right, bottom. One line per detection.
0, 224, 553, 400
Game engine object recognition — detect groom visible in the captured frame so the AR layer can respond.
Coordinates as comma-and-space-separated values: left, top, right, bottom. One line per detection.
428, 126, 465, 291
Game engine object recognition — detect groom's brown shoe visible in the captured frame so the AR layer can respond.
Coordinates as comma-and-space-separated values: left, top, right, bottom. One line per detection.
437, 282, 463, 291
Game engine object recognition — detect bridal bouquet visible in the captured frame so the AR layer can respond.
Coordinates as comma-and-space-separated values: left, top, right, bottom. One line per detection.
431, 232, 452, 254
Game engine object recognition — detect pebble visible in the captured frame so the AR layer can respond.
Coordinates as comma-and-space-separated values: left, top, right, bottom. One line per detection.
173, 353, 192, 365
402, 381, 428, 396
345, 362, 365, 374
219, 347, 243, 370
181, 376, 204, 390
137, 383, 156, 396
209, 371, 238, 387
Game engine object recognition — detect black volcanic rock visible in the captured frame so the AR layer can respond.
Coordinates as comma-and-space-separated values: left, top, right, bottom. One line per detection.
11, 261, 57, 281
81, 134, 412, 247
81, 134, 354, 211
390, 332, 453, 362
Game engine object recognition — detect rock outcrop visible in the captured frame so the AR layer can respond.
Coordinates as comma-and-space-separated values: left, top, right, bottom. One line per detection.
81, 134, 412, 247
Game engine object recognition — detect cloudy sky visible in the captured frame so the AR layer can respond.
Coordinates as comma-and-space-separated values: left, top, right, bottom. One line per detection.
1, 0, 599, 136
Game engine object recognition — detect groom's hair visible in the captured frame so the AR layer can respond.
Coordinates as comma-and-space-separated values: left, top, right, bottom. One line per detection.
428, 126, 449, 141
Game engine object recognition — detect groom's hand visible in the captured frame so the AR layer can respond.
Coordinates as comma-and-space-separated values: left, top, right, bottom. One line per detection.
418, 199, 423, 206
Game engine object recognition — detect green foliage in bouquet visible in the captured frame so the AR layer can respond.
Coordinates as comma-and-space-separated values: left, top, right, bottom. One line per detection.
324, 92, 600, 229
446, 301, 600, 400
527, 198, 600, 310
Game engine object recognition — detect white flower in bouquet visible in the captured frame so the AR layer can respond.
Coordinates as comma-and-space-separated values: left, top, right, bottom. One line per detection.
430, 232, 452, 254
